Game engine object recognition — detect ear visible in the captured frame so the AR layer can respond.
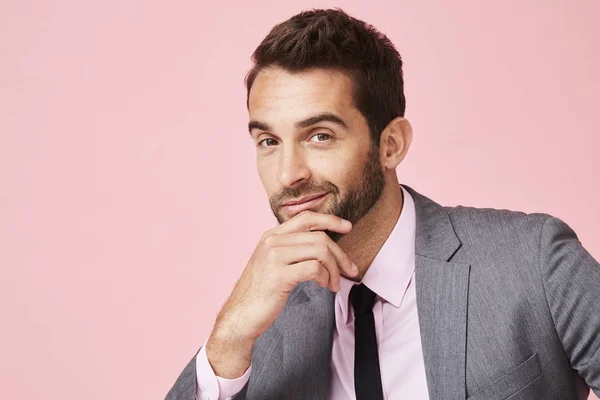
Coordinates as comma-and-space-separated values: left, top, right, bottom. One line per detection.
379, 117, 413, 169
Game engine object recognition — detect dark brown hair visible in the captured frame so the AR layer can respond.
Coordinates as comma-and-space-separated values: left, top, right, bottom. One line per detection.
244, 8, 406, 146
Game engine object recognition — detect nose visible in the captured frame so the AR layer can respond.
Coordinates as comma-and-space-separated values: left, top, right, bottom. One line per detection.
277, 144, 311, 188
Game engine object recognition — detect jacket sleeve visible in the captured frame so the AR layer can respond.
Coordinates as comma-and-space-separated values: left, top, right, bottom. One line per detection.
538, 216, 600, 396
165, 348, 200, 400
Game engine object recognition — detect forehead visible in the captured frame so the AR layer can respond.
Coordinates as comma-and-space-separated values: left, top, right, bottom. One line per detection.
248, 67, 358, 124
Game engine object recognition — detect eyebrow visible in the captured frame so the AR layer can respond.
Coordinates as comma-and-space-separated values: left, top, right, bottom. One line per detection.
248, 112, 349, 135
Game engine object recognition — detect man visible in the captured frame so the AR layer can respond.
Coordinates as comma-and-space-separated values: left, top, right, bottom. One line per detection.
166, 8, 600, 400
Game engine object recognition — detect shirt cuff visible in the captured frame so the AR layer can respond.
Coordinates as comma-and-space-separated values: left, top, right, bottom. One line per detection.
195, 341, 252, 400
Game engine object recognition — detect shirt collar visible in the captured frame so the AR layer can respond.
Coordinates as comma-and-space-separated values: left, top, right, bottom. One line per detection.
338, 185, 417, 324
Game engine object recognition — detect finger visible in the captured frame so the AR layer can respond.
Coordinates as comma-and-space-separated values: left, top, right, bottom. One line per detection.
266, 231, 358, 278
275, 243, 341, 292
313, 262, 331, 289
274, 210, 352, 236
286, 260, 333, 291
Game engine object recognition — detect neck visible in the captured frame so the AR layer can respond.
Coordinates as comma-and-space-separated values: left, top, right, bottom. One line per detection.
337, 179, 404, 282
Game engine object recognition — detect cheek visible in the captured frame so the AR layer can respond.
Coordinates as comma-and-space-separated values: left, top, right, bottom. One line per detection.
256, 158, 278, 193
312, 153, 360, 187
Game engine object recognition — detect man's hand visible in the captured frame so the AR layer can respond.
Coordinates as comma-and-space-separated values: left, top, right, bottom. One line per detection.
205, 210, 358, 378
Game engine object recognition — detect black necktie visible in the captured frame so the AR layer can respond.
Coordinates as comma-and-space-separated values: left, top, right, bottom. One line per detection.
351, 283, 384, 400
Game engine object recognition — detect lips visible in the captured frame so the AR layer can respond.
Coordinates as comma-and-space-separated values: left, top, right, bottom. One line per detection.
281, 192, 329, 215
283, 193, 328, 206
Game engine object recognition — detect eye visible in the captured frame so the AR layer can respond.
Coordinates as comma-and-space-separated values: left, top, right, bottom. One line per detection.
309, 133, 332, 143
258, 138, 278, 147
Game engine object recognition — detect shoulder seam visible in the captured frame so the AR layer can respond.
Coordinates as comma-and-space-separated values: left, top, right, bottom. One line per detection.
535, 216, 562, 347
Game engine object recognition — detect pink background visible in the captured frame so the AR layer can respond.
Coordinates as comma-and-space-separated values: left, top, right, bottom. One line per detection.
1, 1, 598, 399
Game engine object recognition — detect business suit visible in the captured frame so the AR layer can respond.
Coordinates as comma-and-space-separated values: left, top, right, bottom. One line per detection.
166, 184, 600, 399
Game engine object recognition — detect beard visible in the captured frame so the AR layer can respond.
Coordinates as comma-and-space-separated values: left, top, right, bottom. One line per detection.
270, 143, 385, 242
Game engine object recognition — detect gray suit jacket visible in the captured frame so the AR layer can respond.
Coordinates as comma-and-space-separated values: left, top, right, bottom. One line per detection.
166, 185, 600, 399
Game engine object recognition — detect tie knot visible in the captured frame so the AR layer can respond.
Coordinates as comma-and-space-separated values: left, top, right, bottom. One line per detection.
350, 283, 377, 315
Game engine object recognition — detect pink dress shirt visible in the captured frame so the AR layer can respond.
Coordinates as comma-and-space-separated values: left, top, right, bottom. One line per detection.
196, 186, 429, 400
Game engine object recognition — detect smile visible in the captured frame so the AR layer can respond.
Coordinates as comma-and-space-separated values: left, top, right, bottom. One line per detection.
282, 193, 329, 215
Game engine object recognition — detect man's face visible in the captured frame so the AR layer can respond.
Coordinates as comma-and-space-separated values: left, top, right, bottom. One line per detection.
248, 66, 385, 241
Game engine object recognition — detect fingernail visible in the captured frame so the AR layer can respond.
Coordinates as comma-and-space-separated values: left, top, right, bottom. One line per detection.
351, 263, 359, 274
342, 219, 352, 228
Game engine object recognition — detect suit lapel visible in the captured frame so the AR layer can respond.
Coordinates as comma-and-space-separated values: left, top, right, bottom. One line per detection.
278, 281, 336, 399
404, 184, 470, 400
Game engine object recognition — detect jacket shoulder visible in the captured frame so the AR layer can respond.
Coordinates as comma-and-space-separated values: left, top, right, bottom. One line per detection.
445, 203, 555, 238
442, 204, 563, 264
